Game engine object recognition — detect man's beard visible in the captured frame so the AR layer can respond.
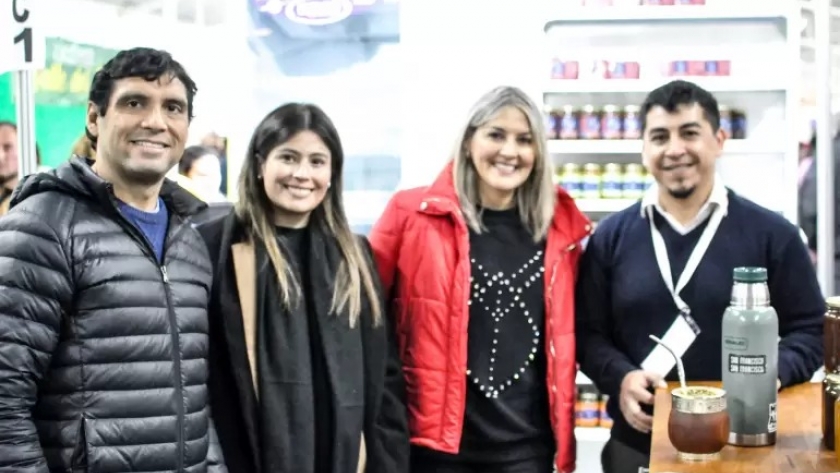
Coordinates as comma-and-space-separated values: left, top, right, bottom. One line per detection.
668, 185, 696, 200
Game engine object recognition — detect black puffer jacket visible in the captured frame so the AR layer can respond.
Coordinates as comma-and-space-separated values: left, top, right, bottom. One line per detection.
0, 158, 226, 472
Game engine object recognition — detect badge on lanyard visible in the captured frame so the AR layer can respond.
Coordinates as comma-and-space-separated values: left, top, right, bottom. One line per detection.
640, 205, 724, 378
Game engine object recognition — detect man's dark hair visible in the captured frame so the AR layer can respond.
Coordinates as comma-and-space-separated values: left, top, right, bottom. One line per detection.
640, 80, 720, 132
86, 47, 198, 149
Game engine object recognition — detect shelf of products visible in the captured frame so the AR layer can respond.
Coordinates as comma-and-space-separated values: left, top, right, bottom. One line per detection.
544, 102, 746, 141
541, 2, 799, 220
547, 139, 782, 155
555, 162, 650, 197
543, 77, 788, 94
575, 384, 613, 443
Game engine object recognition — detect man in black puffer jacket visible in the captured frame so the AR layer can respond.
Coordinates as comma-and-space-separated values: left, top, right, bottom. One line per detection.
0, 48, 226, 472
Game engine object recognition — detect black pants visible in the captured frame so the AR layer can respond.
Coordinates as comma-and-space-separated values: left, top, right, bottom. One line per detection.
411, 454, 554, 473
601, 437, 649, 473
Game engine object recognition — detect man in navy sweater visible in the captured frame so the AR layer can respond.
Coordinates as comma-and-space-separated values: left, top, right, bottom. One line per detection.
575, 80, 824, 473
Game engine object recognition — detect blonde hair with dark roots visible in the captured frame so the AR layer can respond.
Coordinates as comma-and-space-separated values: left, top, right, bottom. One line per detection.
451, 86, 556, 241
234, 103, 382, 327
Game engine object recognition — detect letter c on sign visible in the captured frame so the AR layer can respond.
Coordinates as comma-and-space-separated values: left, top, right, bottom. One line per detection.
12, 0, 30, 23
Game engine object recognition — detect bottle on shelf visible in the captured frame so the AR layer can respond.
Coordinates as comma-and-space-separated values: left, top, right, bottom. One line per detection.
721, 267, 778, 447
825, 297, 840, 375
601, 163, 623, 199
581, 163, 602, 199
575, 388, 600, 428
822, 373, 840, 450
622, 105, 642, 140
622, 163, 647, 199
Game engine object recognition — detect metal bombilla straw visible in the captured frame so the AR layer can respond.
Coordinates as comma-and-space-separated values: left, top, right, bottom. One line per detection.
649, 334, 687, 390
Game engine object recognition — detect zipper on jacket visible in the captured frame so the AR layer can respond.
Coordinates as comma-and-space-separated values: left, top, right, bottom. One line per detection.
160, 263, 185, 472
104, 186, 189, 471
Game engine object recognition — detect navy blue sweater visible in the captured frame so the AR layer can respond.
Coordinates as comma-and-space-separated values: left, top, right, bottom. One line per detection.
119, 197, 169, 262
575, 189, 824, 454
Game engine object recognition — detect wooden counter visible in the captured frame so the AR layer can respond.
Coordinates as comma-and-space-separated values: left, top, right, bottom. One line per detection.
650, 381, 838, 473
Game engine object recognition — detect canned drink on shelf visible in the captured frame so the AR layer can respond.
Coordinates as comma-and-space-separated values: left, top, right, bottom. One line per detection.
559, 163, 583, 198
599, 395, 613, 428
601, 163, 623, 199
545, 108, 560, 140
669, 60, 688, 76
704, 60, 719, 75
576, 392, 600, 428
582, 163, 602, 200
687, 61, 706, 75
731, 109, 747, 139
559, 105, 580, 140
550, 59, 580, 80
608, 61, 641, 80
579, 105, 601, 140
622, 105, 642, 140
622, 163, 646, 199
601, 105, 623, 140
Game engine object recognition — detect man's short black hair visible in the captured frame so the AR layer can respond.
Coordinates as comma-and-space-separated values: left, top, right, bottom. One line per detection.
86, 47, 198, 149
640, 80, 720, 132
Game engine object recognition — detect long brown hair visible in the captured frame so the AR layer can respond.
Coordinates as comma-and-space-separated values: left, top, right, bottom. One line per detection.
235, 103, 382, 327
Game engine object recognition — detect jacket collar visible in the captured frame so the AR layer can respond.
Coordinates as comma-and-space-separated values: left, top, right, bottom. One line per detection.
10, 157, 207, 217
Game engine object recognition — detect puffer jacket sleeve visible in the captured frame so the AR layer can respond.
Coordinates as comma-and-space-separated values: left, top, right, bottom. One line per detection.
368, 193, 405, 298
0, 208, 72, 471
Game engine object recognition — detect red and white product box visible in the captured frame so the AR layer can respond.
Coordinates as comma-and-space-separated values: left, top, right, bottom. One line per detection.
550, 60, 580, 80
665, 60, 731, 77
606, 61, 641, 79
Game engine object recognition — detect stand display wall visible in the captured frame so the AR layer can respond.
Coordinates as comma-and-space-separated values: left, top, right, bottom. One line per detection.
543, 2, 800, 223
538, 2, 801, 465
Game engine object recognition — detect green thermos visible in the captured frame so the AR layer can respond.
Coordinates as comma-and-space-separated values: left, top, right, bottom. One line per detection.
721, 267, 778, 447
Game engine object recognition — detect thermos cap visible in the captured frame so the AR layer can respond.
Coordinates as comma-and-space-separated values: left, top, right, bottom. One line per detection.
733, 266, 767, 283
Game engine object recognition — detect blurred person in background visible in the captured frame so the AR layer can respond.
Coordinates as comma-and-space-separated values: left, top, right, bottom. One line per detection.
368, 86, 590, 473
0, 121, 42, 214
71, 133, 96, 160
179, 145, 227, 202
0, 47, 226, 471
798, 131, 840, 291
575, 80, 823, 473
202, 131, 228, 194
198, 103, 409, 473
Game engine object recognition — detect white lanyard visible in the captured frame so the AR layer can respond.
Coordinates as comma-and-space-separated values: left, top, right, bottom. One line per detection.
648, 204, 724, 313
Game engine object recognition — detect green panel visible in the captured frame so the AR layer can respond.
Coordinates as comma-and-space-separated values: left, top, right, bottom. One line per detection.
0, 38, 120, 168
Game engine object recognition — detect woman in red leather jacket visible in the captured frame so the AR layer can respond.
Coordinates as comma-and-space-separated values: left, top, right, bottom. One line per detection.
368, 86, 592, 473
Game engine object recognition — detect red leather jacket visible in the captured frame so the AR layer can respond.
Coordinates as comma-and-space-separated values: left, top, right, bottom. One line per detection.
368, 163, 591, 473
